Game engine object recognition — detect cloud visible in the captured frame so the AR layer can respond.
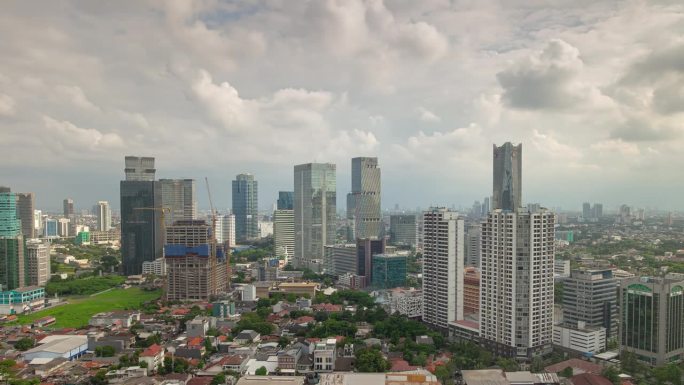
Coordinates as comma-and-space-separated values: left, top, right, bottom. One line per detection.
43, 116, 124, 151
610, 117, 680, 142
417, 106, 441, 122
56, 86, 100, 111
497, 39, 585, 110
590, 139, 640, 157
0, 94, 16, 116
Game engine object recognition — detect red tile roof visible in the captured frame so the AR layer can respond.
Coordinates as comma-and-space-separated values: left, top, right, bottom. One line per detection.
294, 316, 315, 324
389, 358, 419, 372
141, 344, 163, 357
187, 337, 204, 347
570, 373, 614, 385
545, 359, 603, 376
187, 377, 213, 385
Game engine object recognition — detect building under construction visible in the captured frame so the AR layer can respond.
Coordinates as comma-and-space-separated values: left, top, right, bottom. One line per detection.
165, 220, 229, 301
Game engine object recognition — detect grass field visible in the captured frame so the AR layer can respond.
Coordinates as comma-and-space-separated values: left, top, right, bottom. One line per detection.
15, 287, 161, 329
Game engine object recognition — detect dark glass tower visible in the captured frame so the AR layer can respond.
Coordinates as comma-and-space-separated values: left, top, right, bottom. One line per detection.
492, 142, 522, 211
232, 174, 259, 242
277, 191, 294, 210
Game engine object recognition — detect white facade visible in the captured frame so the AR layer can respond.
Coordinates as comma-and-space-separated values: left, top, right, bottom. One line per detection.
388, 288, 423, 318
553, 323, 606, 354
274, 209, 295, 261
25, 239, 50, 286
216, 214, 236, 247
313, 339, 336, 372
259, 220, 273, 238
57, 218, 70, 237
95, 201, 112, 231
480, 208, 555, 359
422, 208, 464, 329
142, 258, 166, 276
554, 259, 570, 278
242, 284, 257, 301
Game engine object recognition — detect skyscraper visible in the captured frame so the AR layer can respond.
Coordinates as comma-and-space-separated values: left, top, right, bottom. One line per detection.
274, 209, 294, 261
95, 201, 112, 231
277, 191, 294, 210
160, 179, 196, 227
620, 274, 684, 366
232, 174, 258, 242
563, 269, 618, 341
120, 156, 163, 276
582, 202, 591, 218
465, 224, 481, 267
389, 214, 417, 247
15, 193, 34, 238
422, 208, 464, 329
0, 190, 25, 290
63, 198, 74, 218
25, 239, 50, 286
357, 237, 386, 287
480, 143, 555, 360
294, 163, 336, 269
347, 157, 382, 240
216, 214, 236, 248
492, 143, 522, 211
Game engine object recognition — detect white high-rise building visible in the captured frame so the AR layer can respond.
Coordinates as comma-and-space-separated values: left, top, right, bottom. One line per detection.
216, 214, 236, 248
422, 208, 464, 329
25, 239, 50, 286
274, 209, 294, 262
347, 157, 382, 240
95, 201, 112, 231
480, 142, 555, 360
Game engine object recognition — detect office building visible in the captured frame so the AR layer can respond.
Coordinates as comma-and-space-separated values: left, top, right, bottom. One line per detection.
120, 156, 163, 276
25, 239, 50, 286
159, 179, 196, 227
142, 258, 166, 276
43, 219, 58, 238
465, 224, 480, 267
323, 244, 356, 276
33, 210, 42, 236
562, 269, 618, 340
422, 208, 464, 329
294, 163, 336, 269
492, 142, 522, 211
0, 190, 25, 290
274, 209, 294, 261
553, 322, 606, 355
554, 260, 571, 278
371, 254, 406, 289
15, 193, 35, 238
124, 156, 155, 181
347, 157, 382, 240
620, 274, 684, 366
57, 218, 70, 237
277, 191, 294, 210
582, 202, 591, 219
95, 201, 112, 232
389, 214, 417, 247
480, 142, 555, 360
63, 198, 74, 218
232, 174, 258, 242
357, 237, 386, 287
215, 214, 236, 248
165, 220, 229, 301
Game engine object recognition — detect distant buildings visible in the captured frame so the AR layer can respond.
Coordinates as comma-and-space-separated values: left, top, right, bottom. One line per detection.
463, 267, 480, 318
620, 274, 684, 366
120, 156, 163, 276
465, 224, 480, 267
232, 174, 258, 242
63, 198, 74, 218
95, 201, 111, 231
582, 202, 603, 220
294, 163, 336, 269
165, 220, 229, 301
160, 179, 196, 227
389, 214, 417, 247
422, 208, 464, 329
480, 143, 555, 360
216, 214, 236, 248
323, 244, 356, 277
277, 191, 294, 210
347, 157, 382, 241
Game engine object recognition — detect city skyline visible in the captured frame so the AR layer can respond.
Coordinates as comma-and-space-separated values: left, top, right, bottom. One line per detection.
2, 2, 684, 211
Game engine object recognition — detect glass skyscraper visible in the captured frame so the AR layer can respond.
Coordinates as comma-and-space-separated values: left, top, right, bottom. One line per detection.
232, 174, 258, 242
0, 190, 25, 290
492, 142, 522, 211
294, 163, 336, 269
160, 179, 196, 227
347, 157, 381, 240
277, 191, 294, 210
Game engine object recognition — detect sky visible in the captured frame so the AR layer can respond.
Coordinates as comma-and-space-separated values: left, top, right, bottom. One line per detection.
2, 0, 684, 213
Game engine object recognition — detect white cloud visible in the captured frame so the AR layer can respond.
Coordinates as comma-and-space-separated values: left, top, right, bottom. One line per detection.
0, 94, 16, 116
417, 107, 441, 123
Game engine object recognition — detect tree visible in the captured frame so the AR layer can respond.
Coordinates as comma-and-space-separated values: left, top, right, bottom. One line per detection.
255, 366, 268, 375
211, 373, 226, 385
355, 348, 390, 373
495, 358, 518, 372
278, 336, 291, 348
14, 338, 35, 351
602, 366, 621, 385
95, 346, 116, 357
89, 369, 108, 385
559, 367, 574, 378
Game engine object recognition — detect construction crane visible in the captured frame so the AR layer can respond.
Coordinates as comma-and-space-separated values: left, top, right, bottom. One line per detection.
205, 177, 230, 290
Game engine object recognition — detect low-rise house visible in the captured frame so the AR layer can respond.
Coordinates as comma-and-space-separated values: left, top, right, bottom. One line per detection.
237, 376, 305, 385
187, 317, 216, 338
235, 330, 261, 344
277, 347, 301, 374
139, 344, 164, 372
220, 354, 250, 374
89, 311, 141, 328
87, 332, 136, 353
312, 339, 336, 373
105, 366, 147, 381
